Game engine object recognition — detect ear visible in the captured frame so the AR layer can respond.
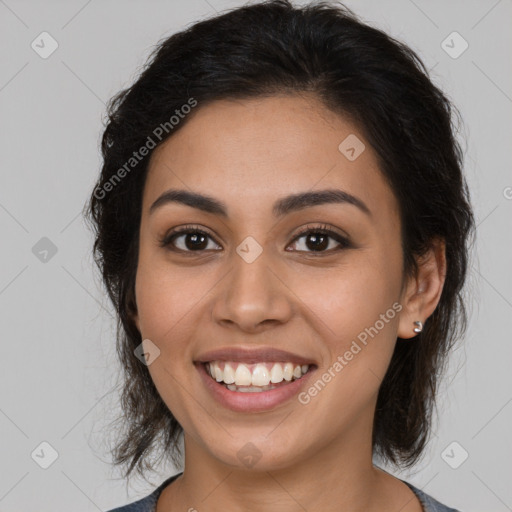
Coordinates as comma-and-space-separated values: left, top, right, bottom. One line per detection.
397, 237, 447, 339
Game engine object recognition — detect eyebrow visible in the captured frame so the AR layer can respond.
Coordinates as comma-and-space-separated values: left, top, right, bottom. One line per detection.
149, 188, 371, 218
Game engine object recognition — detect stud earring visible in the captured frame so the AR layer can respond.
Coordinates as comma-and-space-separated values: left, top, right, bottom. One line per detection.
413, 321, 423, 333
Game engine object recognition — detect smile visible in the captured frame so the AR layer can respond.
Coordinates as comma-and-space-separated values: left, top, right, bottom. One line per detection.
196, 361, 318, 412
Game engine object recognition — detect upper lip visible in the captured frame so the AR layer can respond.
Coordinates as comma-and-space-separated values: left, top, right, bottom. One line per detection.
194, 347, 317, 366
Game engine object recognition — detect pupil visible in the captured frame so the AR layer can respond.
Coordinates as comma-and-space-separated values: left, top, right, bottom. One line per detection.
307, 233, 327, 251
186, 233, 207, 250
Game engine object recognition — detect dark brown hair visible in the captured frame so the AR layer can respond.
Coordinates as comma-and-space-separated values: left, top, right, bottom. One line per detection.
84, 0, 476, 480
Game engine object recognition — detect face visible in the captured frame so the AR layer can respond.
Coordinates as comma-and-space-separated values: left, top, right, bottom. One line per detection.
133, 94, 419, 472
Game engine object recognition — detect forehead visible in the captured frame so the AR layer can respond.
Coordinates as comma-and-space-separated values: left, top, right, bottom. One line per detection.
143, 94, 399, 223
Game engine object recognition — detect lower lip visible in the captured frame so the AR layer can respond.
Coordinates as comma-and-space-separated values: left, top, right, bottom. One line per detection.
195, 362, 317, 413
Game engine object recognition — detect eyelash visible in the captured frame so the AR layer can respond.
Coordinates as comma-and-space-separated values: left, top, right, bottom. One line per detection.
158, 223, 351, 256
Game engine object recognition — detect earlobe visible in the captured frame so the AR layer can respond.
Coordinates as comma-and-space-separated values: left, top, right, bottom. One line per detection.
397, 238, 447, 339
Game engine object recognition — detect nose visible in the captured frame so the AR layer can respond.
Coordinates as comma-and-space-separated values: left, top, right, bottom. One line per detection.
211, 248, 294, 333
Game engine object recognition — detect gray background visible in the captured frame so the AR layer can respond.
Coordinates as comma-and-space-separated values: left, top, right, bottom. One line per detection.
1, 0, 511, 510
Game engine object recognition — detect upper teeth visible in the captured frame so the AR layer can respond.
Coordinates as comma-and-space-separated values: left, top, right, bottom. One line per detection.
206, 361, 310, 386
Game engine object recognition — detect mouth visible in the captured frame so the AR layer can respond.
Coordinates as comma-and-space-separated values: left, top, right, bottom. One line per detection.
194, 360, 318, 412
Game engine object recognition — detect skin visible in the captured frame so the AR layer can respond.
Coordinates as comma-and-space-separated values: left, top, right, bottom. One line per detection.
132, 94, 446, 512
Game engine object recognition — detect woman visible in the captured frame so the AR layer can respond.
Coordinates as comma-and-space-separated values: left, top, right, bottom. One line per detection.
85, 1, 475, 510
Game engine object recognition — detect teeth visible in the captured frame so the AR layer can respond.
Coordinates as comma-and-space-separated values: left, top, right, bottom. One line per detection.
226, 384, 277, 392
251, 364, 270, 386
206, 361, 311, 386
223, 363, 236, 384
283, 362, 294, 381
270, 363, 283, 383
234, 364, 252, 386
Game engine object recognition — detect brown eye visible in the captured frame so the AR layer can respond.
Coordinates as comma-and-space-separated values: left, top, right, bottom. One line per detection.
288, 224, 351, 254
159, 226, 221, 252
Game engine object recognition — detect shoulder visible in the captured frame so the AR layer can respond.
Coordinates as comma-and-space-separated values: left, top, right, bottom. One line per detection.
106, 491, 158, 512
404, 480, 461, 512
106, 473, 183, 512
106, 493, 156, 512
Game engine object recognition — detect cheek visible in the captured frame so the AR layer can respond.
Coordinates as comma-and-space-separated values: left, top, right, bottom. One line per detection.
134, 259, 208, 415
290, 247, 403, 374
134, 255, 210, 339
292, 266, 401, 422
299, 259, 399, 333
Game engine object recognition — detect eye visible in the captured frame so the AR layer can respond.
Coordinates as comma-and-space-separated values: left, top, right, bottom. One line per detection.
159, 225, 221, 253
287, 223, 351, 254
